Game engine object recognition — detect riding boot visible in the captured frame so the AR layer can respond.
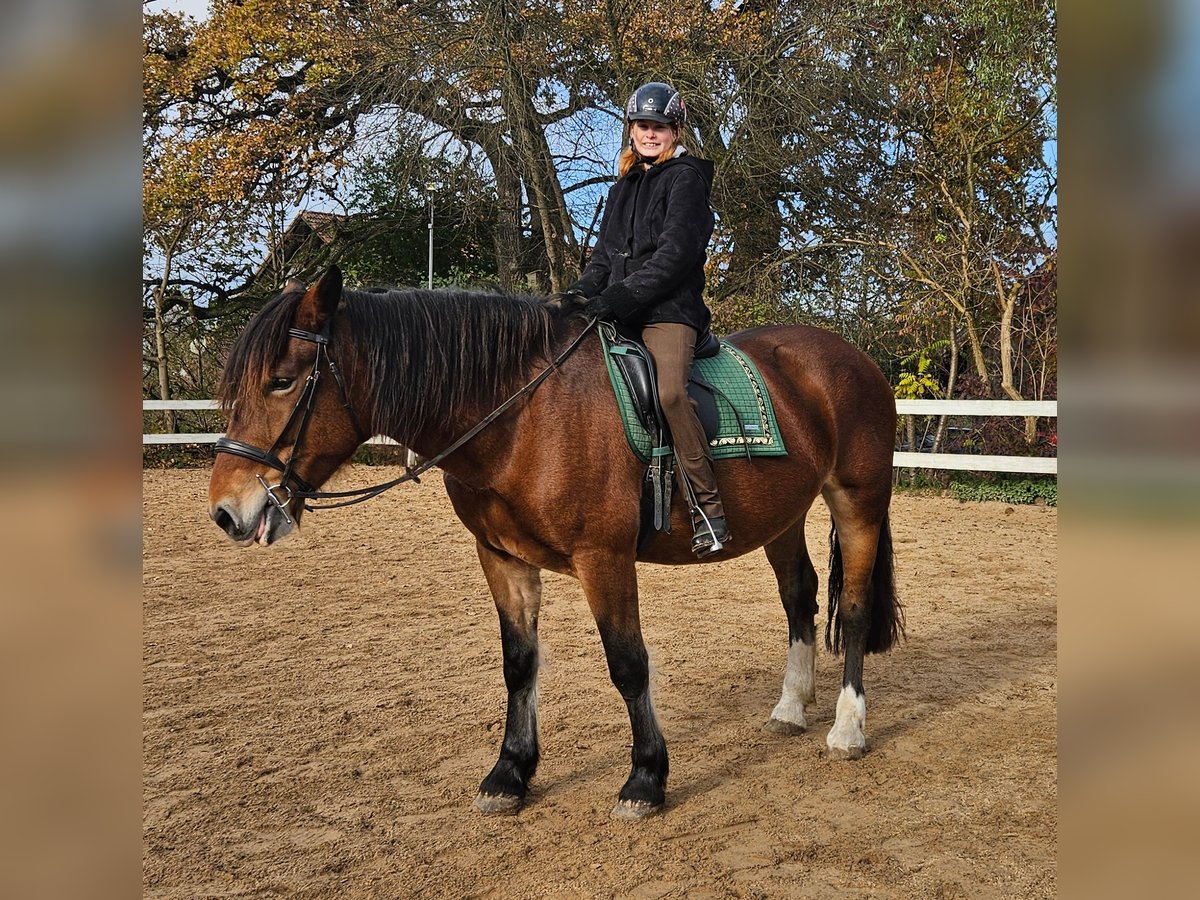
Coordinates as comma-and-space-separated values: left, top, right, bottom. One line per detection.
691, 509, 731, 558
641, 322, 732, 558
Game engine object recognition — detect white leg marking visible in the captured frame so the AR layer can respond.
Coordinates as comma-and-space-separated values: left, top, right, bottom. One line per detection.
826, 684, 867, 758
770, 640, 815, 727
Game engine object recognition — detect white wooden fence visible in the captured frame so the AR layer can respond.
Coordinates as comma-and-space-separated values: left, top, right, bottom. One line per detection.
143, 398, 1058, 475
890, 399, 1057, 474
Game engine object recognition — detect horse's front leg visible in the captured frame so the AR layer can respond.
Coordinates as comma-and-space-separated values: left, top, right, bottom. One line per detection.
576, 552, 668, 820
474, 541, 543, 814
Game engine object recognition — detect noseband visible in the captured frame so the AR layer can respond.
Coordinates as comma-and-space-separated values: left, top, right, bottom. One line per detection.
216, 316, 599, 521
214, 326, 366, 524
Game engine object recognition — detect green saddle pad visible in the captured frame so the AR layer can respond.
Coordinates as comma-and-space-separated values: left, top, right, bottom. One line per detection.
599, 329, 788, 464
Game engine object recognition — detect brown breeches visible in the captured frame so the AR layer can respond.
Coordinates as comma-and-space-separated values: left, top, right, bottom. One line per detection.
640, 322, 725, 521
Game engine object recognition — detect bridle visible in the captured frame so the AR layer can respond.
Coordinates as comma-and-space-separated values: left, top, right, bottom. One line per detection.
215, 315, 598, 523
214, 325, 366, 524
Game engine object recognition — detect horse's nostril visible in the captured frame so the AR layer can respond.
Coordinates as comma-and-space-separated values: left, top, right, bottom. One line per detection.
213, 506, 237, 535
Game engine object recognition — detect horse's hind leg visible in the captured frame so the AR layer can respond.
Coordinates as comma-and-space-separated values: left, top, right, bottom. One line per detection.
473, 541, 543, 814
762, 521, 819, 735
821, 482, 902, 760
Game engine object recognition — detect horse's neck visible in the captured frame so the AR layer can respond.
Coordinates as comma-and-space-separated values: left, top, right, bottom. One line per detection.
364, 303, 586, 481
404, 348, 585, 488
404, 402, 521, 489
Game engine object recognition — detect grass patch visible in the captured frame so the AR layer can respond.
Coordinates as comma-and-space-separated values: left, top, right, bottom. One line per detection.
949, 476, 1057, 507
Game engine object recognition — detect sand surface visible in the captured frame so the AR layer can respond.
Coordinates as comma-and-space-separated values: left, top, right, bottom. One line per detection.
144, 466, 1056, 898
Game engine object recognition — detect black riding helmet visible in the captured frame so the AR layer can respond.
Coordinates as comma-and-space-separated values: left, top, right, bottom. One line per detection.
624, 81, 687, 126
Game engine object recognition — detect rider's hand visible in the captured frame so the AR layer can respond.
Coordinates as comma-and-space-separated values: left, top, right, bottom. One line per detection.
543, 290, 587, 310
583, 295, 615, 321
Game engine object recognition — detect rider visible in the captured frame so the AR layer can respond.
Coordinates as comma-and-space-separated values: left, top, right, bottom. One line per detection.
554, 81, 729, 557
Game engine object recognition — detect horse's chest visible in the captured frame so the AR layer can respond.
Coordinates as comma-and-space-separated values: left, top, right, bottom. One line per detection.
443, 478, 571, 574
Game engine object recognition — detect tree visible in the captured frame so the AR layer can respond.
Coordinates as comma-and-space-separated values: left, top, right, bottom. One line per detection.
862, 0, 1056, 414
143, 0, 1057, 449
339, 140, 500, 289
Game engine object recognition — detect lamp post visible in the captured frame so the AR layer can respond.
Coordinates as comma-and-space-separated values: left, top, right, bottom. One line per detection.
425, 180, 437, 289
408, 180, 438, 472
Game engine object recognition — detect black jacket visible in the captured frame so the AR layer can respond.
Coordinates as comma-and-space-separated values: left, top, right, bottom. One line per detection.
568, 154, 715, 333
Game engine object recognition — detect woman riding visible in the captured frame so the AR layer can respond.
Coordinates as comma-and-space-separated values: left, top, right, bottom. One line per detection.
554, 81, 729, 558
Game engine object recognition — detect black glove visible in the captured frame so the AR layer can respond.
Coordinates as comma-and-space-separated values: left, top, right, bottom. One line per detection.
543, 290, 587, 310
583, 295, 615, 321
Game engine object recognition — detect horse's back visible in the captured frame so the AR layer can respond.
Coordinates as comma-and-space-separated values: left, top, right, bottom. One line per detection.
728, 322, 890, 402
725, 324, 896, 474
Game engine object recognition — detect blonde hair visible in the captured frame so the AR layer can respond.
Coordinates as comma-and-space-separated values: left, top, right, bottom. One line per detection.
618, 124, 689, 177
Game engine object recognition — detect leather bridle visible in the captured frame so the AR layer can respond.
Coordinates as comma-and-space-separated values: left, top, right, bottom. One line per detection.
215, 316, 598, 522
214, 325, 366, 524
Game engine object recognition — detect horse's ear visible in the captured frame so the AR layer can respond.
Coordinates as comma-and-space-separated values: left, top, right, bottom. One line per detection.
294, 265, 342, 332
282, 277, 306, 294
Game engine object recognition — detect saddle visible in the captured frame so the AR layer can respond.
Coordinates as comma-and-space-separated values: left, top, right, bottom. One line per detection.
602, 323, 726, 544
606, 325, 723, 443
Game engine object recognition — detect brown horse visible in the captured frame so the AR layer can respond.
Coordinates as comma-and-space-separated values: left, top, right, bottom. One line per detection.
208, 266, 903, 819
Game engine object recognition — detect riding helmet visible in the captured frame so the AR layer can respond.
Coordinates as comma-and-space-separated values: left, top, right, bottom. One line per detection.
625, 82, 687, 126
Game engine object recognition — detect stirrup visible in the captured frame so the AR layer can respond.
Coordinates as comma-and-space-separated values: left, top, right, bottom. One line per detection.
691, 515, 730, 558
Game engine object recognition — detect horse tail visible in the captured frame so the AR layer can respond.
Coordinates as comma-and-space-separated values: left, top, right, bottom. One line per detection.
825, 513, 905, 655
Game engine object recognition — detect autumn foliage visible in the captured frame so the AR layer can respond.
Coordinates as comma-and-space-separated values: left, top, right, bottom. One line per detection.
144, 0, 1056, 450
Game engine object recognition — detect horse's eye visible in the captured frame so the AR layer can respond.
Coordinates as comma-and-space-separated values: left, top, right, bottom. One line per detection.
268, 377, 295, 393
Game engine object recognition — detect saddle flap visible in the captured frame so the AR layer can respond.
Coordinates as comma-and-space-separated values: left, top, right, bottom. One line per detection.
686, 373, 719, 440
608, 342, 661, 437
607, 331, 721, 445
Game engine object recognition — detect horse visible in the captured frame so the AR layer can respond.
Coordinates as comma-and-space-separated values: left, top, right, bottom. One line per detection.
207, 266, 903, 820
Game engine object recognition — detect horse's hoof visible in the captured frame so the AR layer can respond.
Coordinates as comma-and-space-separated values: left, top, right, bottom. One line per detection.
611, 799, 663, 821
825, 743, 865, 761
474, 791, 523, 815
762, 717, 807, 736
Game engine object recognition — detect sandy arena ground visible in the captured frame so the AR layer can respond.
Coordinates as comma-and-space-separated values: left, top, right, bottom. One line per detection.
143, 466, 1056, 898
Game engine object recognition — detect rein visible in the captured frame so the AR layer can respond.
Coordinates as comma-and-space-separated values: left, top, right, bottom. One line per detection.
217, 315, 599, 519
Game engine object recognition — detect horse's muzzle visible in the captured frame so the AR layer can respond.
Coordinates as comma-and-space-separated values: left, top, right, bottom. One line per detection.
211, 503, 255, 543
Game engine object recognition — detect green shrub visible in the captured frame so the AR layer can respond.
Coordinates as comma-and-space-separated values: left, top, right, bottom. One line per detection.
892, 469, 950, 492
143, 445, 216, 468
949, 478, 1057, 506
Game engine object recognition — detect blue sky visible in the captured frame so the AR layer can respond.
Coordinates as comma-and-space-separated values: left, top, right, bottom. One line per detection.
151, 0, 210, 19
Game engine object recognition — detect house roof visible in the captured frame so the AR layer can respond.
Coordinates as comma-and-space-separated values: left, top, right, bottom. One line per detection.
251, 211, 349, 283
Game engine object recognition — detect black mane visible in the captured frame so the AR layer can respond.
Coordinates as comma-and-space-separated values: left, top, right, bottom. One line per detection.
341, 287, 561, 443
219, 286, 572, 443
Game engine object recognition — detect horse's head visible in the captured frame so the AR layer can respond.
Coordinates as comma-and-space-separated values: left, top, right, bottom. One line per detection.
208, 266, 365, 546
